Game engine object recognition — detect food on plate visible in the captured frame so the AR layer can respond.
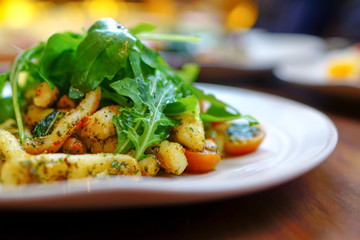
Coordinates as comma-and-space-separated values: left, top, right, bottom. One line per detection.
184, 139, 221, 173
0, 18, 265, 185
223, 123, 265, 156
326, 44, 360, 83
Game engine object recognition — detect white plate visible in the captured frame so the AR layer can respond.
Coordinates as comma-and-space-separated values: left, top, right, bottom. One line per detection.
0, 83, 338, 209
238, 30, 327, 70
274, 56, 360, 99
196, 29, 327, 71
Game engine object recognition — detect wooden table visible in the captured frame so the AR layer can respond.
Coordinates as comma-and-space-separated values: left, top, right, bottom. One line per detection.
0, 70, 359, 239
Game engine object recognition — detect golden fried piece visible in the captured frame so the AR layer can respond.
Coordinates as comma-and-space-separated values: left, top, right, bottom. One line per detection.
0, 129, 28, 160
138, 155, 160, 177
171, 112, 205, 151
0, 129, 141, 185
33, 82, 59, 108
153, 140, 188, 175
23, 87, 101, 154
78, 105, 120, 140
23, 105, 54, 127
81, 135, 118, 153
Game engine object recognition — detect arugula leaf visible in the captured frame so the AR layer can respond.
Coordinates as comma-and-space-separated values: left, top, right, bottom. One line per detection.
1, 74, 18, 124
12, 43, 45, 92
10, 44, 46, 143
137, 33, 200, 43
129, 23, 156, 35
0, 72, 9, 94
113, 111, 135, 154
39, 32, 84, 93
163, 95, 199, 116
110, 78, 143, 111
188, 85, 241, 122
0, 97, 15, 123
33, 110, 65, 137
5, 17, 247, 151
173, 63, 200, 85
112, 70, 178, 160
69, 18, 137, 98
130, 22, 200, 43
138, 42, 172, 73
100, 87, 130, 108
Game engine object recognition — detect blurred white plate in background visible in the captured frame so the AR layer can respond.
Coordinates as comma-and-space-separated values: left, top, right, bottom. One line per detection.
238, 29, 327, 69
273, 48, 360, 99
196, 29, 327, 71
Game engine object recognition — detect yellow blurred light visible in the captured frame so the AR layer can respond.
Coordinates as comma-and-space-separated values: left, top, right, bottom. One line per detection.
326, 51, 360, 82
226, 0, 258, 32
85, 0, 127, 21
0, 0, 36, 28
327, 57, 360, 82
329, 63, 353, 78
56, 2, 86, 29
62, 2, 85, 20
145, 0, 175, 14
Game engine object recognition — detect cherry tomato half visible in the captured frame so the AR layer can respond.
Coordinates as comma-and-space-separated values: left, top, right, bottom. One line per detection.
185, 139, 221, 173
224, 125, 265, 156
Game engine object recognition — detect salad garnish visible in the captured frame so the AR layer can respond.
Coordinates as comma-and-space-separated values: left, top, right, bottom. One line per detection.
0, 18, 246, 161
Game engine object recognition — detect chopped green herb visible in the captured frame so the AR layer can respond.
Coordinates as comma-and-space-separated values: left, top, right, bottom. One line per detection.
111, 161, 121, 172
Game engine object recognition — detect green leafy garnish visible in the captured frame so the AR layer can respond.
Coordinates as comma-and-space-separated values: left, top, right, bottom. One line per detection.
129, 23, 157, 35
0, 72, 9, 93
164, 95, 199, 116
10, 44, 46, 143
1, 17, 257, 159
39, 32, 84, 92
33, 110, 65, 137
173, 63, 200, 85
189, 85, 241, 122
69, 19, 136, 98
129, 22, 200, 43
137, 33, 200, 43
112, 70, 179, 160
0, 97, 15, 124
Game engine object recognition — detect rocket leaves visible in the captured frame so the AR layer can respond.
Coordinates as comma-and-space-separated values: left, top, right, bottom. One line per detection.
112, 70, 179, 160
188, 85, 241, 122
69, 19, 137, 98
39, 32, 84, 93
9, 43, 46, 142
3, 17, 252, 156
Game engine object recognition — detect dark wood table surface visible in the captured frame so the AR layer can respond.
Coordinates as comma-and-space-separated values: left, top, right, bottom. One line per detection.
0, 67, 359, 239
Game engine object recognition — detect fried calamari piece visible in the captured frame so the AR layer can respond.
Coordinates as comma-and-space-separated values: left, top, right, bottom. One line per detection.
0, 129, 141, 185
23, 87, 101, 154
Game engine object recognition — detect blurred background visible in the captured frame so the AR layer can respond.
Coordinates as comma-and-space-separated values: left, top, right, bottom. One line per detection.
1, 0, 360, 84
